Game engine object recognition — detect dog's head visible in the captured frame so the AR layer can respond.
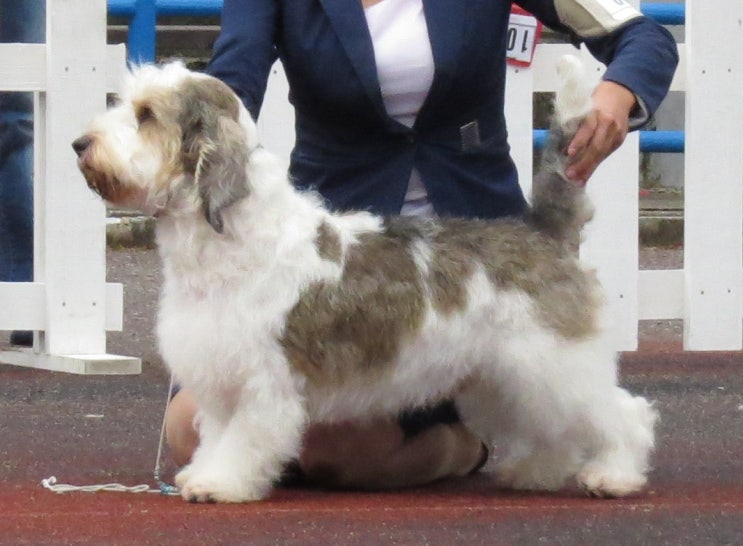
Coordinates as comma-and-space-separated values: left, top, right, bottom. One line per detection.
73, 62, 258, 233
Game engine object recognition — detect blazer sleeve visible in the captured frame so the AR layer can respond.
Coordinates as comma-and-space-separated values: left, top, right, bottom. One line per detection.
205, 0, 280, 120
515, 1, 679, 127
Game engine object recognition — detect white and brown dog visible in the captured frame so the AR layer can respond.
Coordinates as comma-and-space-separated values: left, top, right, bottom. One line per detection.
73, 57, 657, 503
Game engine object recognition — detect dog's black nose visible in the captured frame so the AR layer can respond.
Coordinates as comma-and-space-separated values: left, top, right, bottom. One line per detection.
72, 136, 92, 157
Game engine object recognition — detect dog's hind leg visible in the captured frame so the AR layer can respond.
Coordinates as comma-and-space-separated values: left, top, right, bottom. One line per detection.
467, 330, 656, 496
574, 386, 658, 497
456, 377, 585, 491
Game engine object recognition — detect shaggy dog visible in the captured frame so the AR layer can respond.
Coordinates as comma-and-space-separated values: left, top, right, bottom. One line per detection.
73, 56, 657, 503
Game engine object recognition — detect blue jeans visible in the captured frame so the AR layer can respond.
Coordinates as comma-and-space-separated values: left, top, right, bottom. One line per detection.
0, 0, 45, 282
0, 113, 34, 281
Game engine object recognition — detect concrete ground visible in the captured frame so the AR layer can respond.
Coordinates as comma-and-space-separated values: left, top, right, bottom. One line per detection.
1, 247, 742, 545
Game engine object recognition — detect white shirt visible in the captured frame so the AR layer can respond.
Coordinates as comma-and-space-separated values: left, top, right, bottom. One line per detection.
364, 0, 435, 216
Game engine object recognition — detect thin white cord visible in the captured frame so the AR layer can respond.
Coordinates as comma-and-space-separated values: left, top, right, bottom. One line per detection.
40, 476, 160, 494
153, 374, 180, 495
40, 374, 180, 496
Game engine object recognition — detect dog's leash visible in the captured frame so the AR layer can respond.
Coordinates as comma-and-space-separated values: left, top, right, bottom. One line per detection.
153, 374, 181, 495
41, 375, 180, 496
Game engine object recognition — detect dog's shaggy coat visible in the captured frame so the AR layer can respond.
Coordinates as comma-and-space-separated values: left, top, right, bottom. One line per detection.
73, 57, 657, 503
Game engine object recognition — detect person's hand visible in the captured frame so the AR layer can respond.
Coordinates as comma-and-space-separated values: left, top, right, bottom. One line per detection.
565, 80, 637, 185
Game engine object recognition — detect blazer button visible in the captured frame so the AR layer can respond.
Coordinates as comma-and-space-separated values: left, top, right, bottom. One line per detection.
405, 134, 416, 144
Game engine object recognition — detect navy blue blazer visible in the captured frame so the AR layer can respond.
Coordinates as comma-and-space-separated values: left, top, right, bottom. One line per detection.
207, 1, 678, 219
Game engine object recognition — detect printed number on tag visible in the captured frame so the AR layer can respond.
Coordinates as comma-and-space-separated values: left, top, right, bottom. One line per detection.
507, 7, 543, 67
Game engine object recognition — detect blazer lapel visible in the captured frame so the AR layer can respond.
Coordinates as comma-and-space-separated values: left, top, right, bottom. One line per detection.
318, 0, 468, 126
319, 0, 387, 115
418, 0, 467, 121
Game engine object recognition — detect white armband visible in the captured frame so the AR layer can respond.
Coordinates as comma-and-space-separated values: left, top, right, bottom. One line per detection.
554, 0, 642, 38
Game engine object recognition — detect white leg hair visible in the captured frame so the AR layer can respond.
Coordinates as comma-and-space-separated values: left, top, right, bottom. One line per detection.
457, 326, 656, 497
175, 353, 306, 503
575, 387, 657, 497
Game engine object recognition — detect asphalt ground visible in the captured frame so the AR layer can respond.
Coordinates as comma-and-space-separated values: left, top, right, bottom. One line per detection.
1, 247, 742, 545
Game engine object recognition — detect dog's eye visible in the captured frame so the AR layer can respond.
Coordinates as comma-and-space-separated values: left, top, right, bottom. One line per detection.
107, 93, 121, 108
136, 105, 155, 125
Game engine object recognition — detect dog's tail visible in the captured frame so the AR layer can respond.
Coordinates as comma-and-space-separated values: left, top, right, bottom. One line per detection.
527, 55, 595, 240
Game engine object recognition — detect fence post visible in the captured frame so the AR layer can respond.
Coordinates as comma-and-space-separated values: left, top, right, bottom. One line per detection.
259, 63, 295, 162
683, 0, 743, 350
40, 0, 106, 358
129, 0, 157, 63
504, 65, 534, 199
578, 0, 642, 352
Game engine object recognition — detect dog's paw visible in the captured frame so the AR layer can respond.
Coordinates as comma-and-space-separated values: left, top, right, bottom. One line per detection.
176, 466, 270, 503
576, 466, 647, 498
174, 464, 195, 490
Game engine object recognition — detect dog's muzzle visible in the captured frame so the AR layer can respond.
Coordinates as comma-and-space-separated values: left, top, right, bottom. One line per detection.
72, 135, 104, 197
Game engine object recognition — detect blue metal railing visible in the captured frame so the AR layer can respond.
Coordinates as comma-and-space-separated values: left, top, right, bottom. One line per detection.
108, 1, 686, 153
640, 3, 686, 26
534, 129, 684, 153
109, 1, 685, 64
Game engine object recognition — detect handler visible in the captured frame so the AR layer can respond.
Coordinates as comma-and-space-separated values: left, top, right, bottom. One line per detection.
167, 0, 678, 489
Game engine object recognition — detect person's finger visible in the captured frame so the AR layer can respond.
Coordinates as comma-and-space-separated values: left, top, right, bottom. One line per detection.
569, 119, 611, 182
566, 111, 627, 184
567, 111, 597, 158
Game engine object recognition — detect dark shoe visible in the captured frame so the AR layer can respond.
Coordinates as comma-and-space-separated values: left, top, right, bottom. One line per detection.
469, 442, 490, 475
9, 330, 32, 347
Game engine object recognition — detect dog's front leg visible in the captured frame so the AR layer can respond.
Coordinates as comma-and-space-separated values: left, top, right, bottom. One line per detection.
176, 364, 307, 503
173, 406, 228, 500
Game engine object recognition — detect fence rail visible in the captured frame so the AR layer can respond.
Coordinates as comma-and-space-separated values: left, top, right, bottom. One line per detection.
533, 129, 685, 153
110, 2, 686, 62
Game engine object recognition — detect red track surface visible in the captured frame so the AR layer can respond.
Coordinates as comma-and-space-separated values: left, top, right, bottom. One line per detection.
3, 481, 743, 545
2, 351, 742, 545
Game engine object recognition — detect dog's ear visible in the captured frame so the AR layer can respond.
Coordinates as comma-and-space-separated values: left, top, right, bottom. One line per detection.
180, 79, 250, 234
193, 117, 250, 233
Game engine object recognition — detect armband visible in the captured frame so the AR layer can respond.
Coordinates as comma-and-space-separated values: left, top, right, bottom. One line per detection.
554, 0, 642, 38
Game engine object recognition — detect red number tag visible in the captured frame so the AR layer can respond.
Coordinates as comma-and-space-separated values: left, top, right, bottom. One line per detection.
507, 5, 543, 67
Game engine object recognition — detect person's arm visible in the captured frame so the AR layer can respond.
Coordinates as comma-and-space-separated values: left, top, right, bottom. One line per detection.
205, 0, 280, 120
515, 1, 679, 183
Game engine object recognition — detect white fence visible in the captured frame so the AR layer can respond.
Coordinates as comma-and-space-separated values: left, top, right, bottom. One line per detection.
0, 0, 741, 375
0, 0, 139, 373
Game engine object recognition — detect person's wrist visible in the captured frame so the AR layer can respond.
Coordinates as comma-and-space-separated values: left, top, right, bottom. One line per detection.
593, 80, 636, 120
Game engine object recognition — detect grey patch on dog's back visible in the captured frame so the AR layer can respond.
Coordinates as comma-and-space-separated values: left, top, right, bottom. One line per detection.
425, 220, 477, 315
314, 221, 342, 265
280, 217, 426, 384
281, 213, 598, 385
381, 215, 598, 337
432, 217, 599, 339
